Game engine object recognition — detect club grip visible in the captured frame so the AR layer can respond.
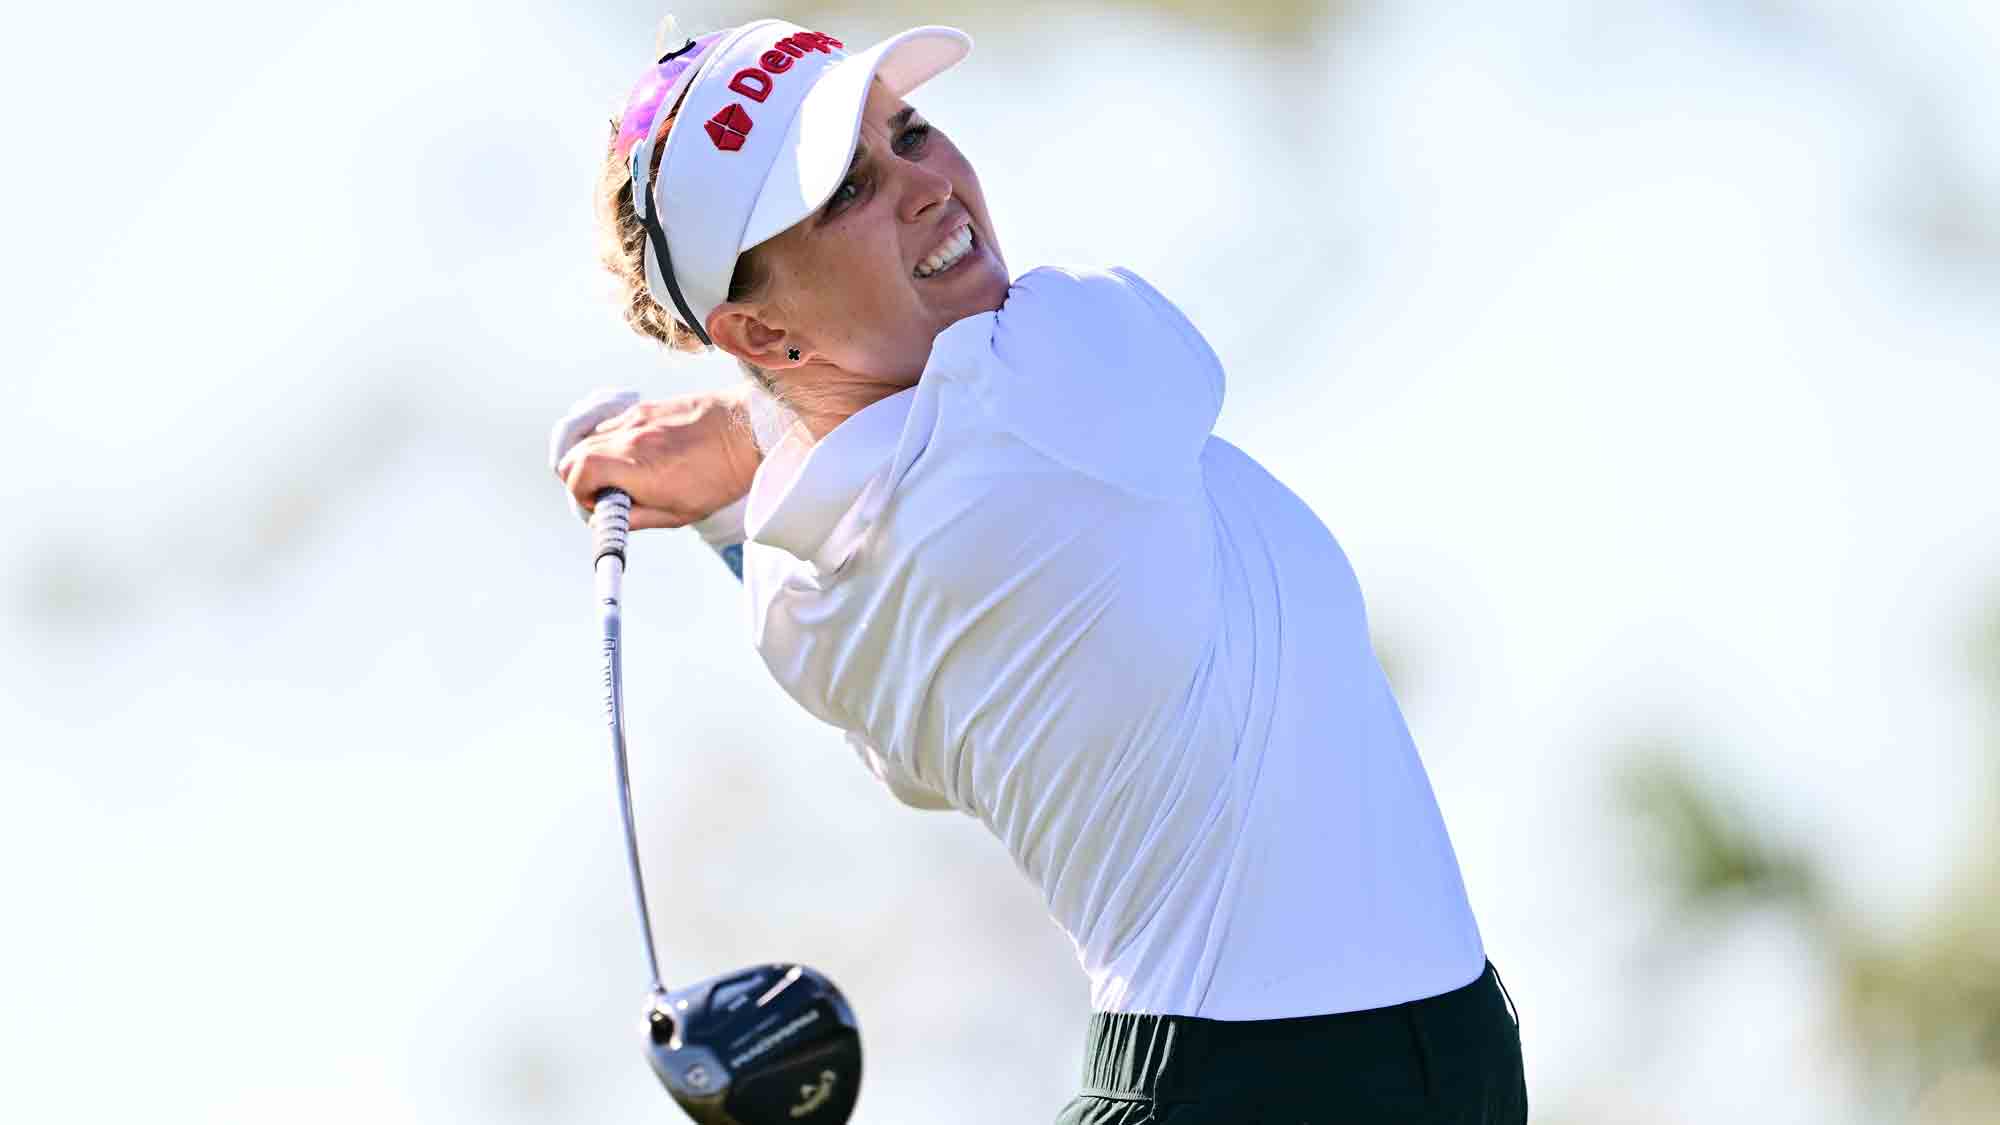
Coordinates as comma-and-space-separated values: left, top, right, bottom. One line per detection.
592, 489, 632, 565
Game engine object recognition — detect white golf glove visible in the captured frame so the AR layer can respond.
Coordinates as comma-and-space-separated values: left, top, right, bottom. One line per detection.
547, 388, 643, 521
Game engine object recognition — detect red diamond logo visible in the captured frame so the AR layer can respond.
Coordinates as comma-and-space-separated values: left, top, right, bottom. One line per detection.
705, 103, 753, 152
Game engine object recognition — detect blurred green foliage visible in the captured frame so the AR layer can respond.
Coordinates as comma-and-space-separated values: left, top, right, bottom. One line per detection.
1621, 598, 2000, 1123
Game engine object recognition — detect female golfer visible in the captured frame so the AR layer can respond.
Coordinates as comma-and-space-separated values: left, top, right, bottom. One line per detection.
553, 18, 1525, 1123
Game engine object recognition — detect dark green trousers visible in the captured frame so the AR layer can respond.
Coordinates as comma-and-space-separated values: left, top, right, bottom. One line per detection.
1055, 962, 1525, 1124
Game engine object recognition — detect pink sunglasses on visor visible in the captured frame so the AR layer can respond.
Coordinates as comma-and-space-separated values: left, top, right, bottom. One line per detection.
614, 32, 726, 345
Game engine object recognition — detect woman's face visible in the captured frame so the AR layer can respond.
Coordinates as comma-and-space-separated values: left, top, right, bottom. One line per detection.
709, 81, 1010, 384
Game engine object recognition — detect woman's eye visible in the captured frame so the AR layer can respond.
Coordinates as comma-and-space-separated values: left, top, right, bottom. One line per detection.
894, 123, 932, 155
825, 178, 861, 215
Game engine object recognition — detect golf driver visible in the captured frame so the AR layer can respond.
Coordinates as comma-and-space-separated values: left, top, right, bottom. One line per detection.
591, 489, 863, 1124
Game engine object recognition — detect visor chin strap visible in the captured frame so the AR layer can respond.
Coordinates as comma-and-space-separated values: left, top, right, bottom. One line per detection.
641, 209, 713, 348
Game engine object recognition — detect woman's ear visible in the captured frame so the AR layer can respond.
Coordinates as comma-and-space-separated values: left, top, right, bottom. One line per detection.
708, 305, 806, 370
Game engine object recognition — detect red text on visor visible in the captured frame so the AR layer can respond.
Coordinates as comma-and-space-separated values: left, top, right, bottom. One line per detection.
705, 30, 846, 152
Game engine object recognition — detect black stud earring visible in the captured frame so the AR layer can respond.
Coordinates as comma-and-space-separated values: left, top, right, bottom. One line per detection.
787, 348, 801, 361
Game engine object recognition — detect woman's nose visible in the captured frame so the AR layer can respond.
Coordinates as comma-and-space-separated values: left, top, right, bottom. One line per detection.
898, 161, 954, 223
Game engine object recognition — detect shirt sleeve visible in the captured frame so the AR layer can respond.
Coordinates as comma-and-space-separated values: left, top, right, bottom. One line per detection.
959, 265, 1226, 500
844, 731, 955, 811
690, 495, 749, 578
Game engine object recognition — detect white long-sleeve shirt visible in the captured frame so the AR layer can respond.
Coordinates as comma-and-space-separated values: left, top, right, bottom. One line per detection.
704, 266, 1485, 1019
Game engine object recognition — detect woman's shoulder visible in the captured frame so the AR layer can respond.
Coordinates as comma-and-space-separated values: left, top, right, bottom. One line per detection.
1002, 264, 1173, 324
918, 263, 1226, 501
985, 264, 1221, 382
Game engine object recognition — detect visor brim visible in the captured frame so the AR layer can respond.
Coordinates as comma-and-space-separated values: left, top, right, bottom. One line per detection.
740, 26, 973, 253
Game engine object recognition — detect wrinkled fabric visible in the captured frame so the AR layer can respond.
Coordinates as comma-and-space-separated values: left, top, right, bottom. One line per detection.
738, 266, 1484, 1017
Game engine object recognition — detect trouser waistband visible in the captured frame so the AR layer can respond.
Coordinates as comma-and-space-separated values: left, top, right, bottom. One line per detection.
1077, 961, 1515, 1102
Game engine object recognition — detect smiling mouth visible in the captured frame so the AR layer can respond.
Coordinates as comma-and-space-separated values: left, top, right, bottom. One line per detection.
914, 222, 975, 279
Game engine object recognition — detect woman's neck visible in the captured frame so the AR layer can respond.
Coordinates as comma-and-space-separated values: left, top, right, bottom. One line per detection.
788, 366, 916, 442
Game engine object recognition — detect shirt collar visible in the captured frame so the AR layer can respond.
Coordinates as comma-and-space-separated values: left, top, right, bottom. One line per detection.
742, 310, 999, 569
744, 386, 919, 565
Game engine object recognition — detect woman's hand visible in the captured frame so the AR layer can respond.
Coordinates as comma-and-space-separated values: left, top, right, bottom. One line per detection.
550, 386, 762, 530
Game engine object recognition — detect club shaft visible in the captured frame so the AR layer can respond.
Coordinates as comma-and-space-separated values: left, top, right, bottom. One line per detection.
592, 490, 667, 996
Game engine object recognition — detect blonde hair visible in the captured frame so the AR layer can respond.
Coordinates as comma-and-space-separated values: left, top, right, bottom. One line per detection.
594, 36, 869, 448
595, 115, 770, 351
596, 75, 803, 452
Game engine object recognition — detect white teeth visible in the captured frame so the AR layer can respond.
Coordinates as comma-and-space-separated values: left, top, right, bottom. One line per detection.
915, 225, 974, 278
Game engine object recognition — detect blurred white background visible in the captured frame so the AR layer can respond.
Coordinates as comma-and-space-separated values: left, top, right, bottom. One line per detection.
4, 1, 1997, 1121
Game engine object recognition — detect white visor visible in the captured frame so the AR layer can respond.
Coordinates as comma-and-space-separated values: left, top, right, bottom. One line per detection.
642, 20, 973, 342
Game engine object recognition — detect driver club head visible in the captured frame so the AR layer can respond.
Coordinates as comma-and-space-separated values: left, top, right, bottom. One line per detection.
644, 963, 862, 1125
